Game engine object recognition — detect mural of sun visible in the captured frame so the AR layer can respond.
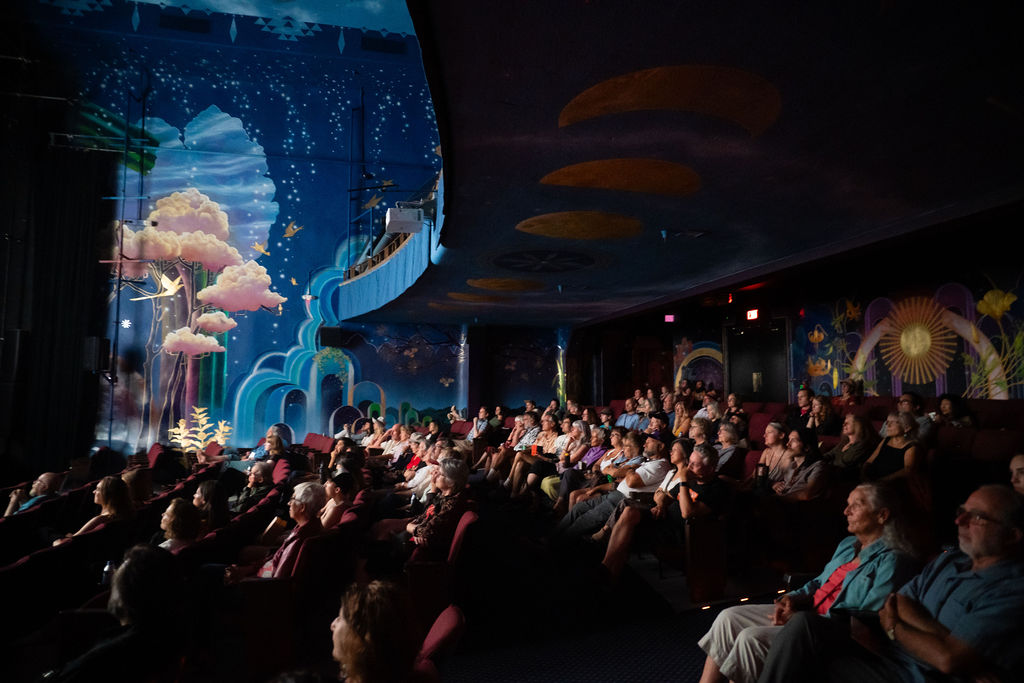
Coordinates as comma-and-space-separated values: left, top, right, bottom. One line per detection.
878, 297, 957, 385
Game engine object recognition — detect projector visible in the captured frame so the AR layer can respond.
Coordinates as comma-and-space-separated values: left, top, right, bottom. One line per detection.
385, 207, 424, 234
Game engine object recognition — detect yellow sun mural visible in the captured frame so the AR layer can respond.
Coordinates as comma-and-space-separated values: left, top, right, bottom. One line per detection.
878, 297, 957, 385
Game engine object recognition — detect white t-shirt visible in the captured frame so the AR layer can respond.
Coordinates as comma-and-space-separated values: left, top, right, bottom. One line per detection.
616, 458, 673, 495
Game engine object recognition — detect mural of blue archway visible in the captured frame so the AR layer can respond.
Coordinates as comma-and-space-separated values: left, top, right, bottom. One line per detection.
329, 405, 364, 436
283, 389, 308, 434
351, 381, 386, 419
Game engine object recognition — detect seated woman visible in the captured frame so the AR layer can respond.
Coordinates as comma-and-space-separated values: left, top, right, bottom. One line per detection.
522, 419, 589, 497
331, 581, 419, 683
862, 412, 919, 482
507, 412, 561, 494
601, 441, 730, 579
929, 392, 974, 428
158, 497, 202, 552
546, 425, 608, 512
121, 468, 152, 509
1011, 453, 1024, 497
370, 459, 471, 570
697, 482, 919, 683
751, 422, 793, 487
671, 400, 692, 438
320, 471, 355, 529
481, 411, 540, 483
772, 428, 828, 501
723, 393, 746, 422
805, 395, 841, 436
363, 417, 388, 450
54, 475, 134, 545
192, 479, 230, 534
822, 413, 878, 479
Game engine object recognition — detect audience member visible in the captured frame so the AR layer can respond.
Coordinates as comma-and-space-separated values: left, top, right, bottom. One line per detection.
615, 397, 642, 431
929, 392, 975, 428
805, 395, 840, 436
785, 388, 814, 432
671, 399, 692, 438
699, 483, 917, 683
751, 422, 792, 487
772, 428, 827, 501
715, 422, 745, 480
158, 497, 201, 552
54, 475, 134, 545
225, 481, 327, 582
554, 434, 672, 541
601, 441, 729, 578
892, 391, 933, 444
863, 412, 919, 482
121, 468, 153, 509
822, 414, 878, 480
234, 461, 273, 513
320, 471, 355, 529
331, 581, 418, 683
5, 471, 61, 517
193, 480, 230, 532
757, 484, 1024, 683
48, 545, 186, 683
1011, 453, 1024, 497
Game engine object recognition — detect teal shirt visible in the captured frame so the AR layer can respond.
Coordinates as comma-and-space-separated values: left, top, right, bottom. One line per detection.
789, 535, 918, 614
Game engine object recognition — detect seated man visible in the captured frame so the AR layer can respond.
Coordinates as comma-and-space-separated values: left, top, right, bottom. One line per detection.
554, 434, 672, 541
233, 462, 273, 514
757, 484, 1024, 683
5, 471, 61, 517
614, 398, 641, 431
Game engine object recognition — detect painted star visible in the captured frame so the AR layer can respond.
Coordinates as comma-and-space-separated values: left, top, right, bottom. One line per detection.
120, 319, 132, 329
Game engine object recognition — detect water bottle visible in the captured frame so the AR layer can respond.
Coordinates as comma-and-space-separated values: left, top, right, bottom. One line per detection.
101, 560, 115, 587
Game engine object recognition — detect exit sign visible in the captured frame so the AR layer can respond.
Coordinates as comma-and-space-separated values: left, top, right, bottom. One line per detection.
746, 309, 759, 320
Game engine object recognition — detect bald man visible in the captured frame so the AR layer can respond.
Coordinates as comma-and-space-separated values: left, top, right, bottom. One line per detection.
5, 472, 61, 517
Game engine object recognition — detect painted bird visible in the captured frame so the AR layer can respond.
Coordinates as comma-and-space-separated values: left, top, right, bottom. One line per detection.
290, 277, 298, 286
130, 273, 183, 301
362, 194, 383, 210
251, 241, 270, 256
283, 221, 304, 238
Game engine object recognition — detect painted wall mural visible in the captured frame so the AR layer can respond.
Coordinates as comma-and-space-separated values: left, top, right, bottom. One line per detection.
483, 327, 561, 411
25, 1, 442, 451
673, 336, 724, 395
792, 281, 1024, 400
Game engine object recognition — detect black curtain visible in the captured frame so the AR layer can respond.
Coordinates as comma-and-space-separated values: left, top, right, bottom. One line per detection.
1, 12, 115, 482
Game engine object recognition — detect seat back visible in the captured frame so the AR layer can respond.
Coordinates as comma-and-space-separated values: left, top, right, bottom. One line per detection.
419, 604, 466, 665
447, 510, 479, 565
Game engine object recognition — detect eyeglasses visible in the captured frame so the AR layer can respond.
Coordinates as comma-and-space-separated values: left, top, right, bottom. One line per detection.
955, 506, 1004, 527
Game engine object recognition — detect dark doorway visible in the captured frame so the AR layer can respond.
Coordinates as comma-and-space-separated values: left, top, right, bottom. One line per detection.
725, 320, 788, 403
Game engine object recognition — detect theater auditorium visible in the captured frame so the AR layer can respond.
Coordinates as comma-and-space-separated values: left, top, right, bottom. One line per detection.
3, 1, 1023, 681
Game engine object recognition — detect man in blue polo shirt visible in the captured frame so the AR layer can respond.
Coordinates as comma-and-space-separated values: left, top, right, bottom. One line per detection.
757, 484, 1024, 683
615, 398, 641, 431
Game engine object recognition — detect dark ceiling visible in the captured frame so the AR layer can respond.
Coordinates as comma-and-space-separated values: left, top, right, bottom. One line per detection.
361, 0, 1024, 326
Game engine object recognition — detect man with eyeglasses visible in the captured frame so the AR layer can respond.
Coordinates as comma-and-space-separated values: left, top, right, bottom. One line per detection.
757, 484, 1024, 683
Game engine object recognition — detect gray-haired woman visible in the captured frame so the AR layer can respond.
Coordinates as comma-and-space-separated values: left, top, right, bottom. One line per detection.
697, 482, 919, 683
